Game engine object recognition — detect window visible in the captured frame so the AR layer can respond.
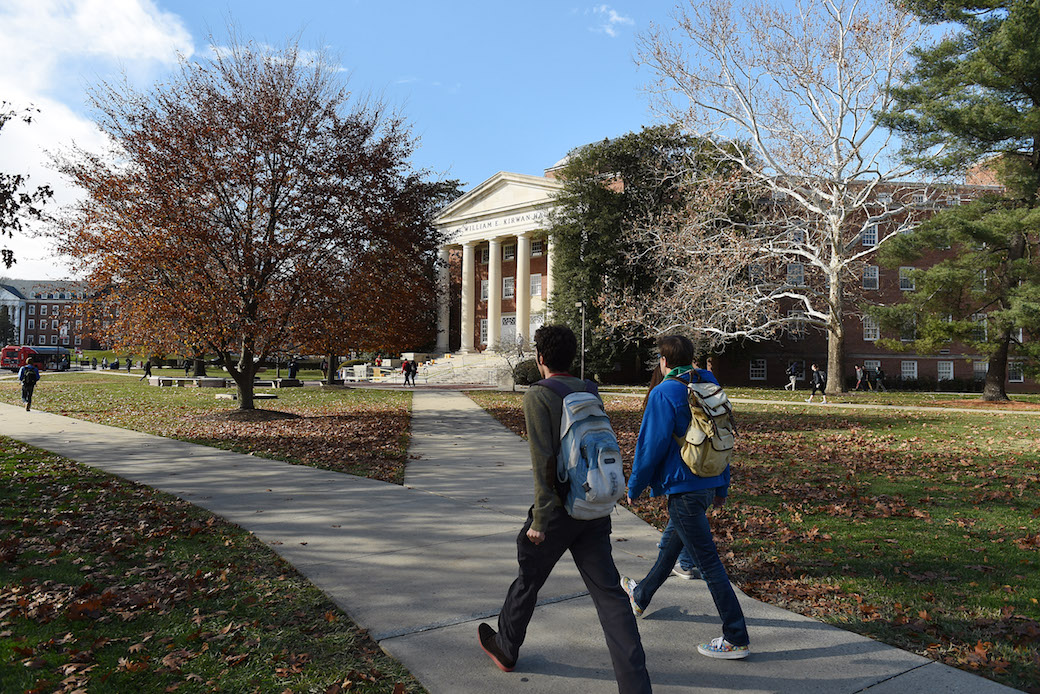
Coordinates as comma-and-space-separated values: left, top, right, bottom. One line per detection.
480, 279, 489, 301
480, 319, 488, 345
62, 337, 69, 345
901, 222, 918, 236
787, 263, 805, 286
788, 310, 806, 340
864, 359, 881, 374
862, 265, 879, 290
531, 240, 544, 257
791, 227, 806, 244
972, 313, 987, 342
901, 317, 917, 342
946, 193, 962, 206
40, 305, 47, 316
28, 304, 35, 315
503, 277, 515, 300
503, 244, 516, 261
26, 335, 33, 345
76, 320, 82, 329
937, 361, 954, 381
1013, 326, 1025, 344
877, 192, 893, 205
1008, 361, 1024, 383
50, 335, 58, 345
973, 361, 988, 382
74, 336, 81, 346
911, 192, 926, 205
530, 273, 542, 297
901, 361, 918, 379
749, 358, 767, 381
480, 246, 490, 264
863, 315, 880, 341
27, 319, 34, 330
862, 225, 878, 246
899, 267, 915, 291
51, 320, 58, 330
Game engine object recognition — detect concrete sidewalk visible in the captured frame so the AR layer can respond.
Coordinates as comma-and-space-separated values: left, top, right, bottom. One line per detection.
0, 392, 1017, 693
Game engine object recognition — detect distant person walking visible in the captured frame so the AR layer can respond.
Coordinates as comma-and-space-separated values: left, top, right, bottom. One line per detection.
784, 362, 798, 391
101, 357, 108, 370
409, 358, 419, 386
91, 357, 97, 370
806, 363, 827, 404
140, 360, 152, 381
127, 359, 132, 374
874, 367, 887, 392
18, 361, 40, 411
401, 359, 412, 386
854, 364, 872, 391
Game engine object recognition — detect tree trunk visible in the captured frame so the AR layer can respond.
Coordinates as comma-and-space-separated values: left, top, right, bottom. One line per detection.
825, 275, 846, 395
982, 333, 1011, 402
325, 351, 336, 385
235, 346, 256, 410
192, 358, 207, 377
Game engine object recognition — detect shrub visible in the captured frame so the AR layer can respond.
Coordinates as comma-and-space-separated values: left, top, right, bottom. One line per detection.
513, 358, 540, 386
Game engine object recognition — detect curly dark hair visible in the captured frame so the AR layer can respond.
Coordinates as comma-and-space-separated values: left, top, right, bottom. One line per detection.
533, 324, 577, 373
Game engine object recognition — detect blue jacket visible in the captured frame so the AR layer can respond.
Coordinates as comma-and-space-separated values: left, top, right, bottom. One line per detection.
627, 369, 731, 500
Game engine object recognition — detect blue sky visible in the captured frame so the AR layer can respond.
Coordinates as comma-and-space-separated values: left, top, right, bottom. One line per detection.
0, 0, 679, 278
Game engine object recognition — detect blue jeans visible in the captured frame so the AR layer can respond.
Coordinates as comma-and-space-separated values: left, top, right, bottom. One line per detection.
659, 519, 697, 572
633, 488, 749, 647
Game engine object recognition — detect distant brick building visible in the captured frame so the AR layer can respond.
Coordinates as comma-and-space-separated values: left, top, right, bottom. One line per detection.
0, 279, 102, 351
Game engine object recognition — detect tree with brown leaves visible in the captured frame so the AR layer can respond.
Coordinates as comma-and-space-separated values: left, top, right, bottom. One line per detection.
58, 37, 442, 409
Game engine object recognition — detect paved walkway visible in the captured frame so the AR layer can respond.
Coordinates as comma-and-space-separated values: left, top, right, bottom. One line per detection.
0, 392, 1018, 693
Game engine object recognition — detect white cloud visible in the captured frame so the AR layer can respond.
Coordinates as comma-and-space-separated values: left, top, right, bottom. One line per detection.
0, 0, 194, 279
590, 4, 634, 38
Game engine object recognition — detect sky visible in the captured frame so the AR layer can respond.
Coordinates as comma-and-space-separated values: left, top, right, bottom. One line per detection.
0, 0, 681, 280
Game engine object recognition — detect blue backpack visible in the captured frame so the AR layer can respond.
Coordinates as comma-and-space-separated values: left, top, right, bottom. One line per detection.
536, 378, 626, 520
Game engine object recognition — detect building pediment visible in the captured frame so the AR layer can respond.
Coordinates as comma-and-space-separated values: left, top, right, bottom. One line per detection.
434, 171, 562, 244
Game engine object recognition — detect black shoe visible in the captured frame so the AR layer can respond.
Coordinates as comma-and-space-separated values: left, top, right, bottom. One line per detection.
478, 623, 515, 672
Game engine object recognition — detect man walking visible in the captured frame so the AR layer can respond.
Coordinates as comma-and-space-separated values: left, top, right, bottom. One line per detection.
478, 324, 651, 693
784, 361, 799, 390
18, 361, 40, 411
622, 335, 750, 660
806, 363, 828, 404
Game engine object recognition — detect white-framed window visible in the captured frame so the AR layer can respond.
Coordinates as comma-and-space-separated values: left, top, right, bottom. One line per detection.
1008, 361, 1024, 383
972, 313, 987, 342
912, 192, 926, 205
40, 305, 47, 316
749, 358, 767, 381
901, 317, 917, 342
76, 320, 82, 329
973, 361, 988, 381
937, 361, 954, 381
530, 273, 542, 297
946, 193, 962, 206
28, 304, 35, 315
50, 335, 58, 345
51, 320, 58, 330
74, 336, 81, 346
1013, 326, 1025, 343
788, 310, 806, 341
62, 336, 69, 345
26, 335, 34, 345
877, 192, 893, 205
901, 360, 918, 380
863, 315, 880, 341
531, 240, 544, 257
864, 360, 881, 377
863, 265, 879, 290
480, 279, 489, 301
480, 246, 490, 264
862, 225, 878, 246
503, 276, 515, 300
787, 263, 805, 286
901, 222, 918, 236
27, 319, 34, 330
504, 244, 516, 261
480, 319, 488, 345
899, 267, 915, 291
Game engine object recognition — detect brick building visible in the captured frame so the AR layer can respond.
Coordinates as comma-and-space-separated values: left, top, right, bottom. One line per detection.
0, 279, 102, 351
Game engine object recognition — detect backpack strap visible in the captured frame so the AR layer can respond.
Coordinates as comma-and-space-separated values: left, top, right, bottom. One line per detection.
534, 378, 596, 399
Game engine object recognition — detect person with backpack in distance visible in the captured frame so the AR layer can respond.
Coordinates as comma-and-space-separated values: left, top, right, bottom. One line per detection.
478, 324, 651, 694
622, 334, 750, 660
806, 363, 828, 404
18, 360, 41, 411
784, 361, 798, 390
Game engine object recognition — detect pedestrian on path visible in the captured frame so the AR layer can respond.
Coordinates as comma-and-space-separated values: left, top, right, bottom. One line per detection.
18, 361, 40, 411
785, 361, 799, 391
806, 363, 827, 404
478, 324, 652, 694
409, 358, 419, 386
402, 359, 412, 386
140, 360, 152, 381
854, 364, 873, 391
622, 334, 750, 661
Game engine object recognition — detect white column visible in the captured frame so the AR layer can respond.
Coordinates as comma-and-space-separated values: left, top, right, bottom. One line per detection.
460, 241, 476, 353
516, 234, 531, 349
487, 238, 502, 349
545, 234, 554, 319
436, 247, 451, 354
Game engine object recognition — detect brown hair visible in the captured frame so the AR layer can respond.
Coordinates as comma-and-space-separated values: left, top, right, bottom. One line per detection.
657, 334, 695, 370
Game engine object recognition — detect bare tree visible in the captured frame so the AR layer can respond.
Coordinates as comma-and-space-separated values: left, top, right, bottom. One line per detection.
630, 0, 929, 393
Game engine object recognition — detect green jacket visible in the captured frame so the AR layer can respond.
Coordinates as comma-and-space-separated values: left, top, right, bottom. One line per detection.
522, 375, 589, 532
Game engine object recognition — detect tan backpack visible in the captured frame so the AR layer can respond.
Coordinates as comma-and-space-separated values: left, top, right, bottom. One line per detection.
669, 376, 737, 477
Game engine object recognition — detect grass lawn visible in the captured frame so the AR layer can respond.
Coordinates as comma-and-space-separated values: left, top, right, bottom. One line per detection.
467, 390, 1040, 693
1, 372, 411, 484
0, 439, 425, 693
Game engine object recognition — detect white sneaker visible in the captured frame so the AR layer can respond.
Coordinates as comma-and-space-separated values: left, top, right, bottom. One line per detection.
697, 636, 750, 659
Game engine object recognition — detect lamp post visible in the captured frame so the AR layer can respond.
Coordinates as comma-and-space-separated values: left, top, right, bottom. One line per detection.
574, 300, 585, 380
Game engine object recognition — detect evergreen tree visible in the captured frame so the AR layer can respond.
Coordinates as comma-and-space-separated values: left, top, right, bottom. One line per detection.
547, 125, 700, 381
877, 0, 1040, 400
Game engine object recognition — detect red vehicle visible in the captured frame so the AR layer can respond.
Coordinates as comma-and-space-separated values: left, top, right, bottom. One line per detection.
1, 345, 72, 372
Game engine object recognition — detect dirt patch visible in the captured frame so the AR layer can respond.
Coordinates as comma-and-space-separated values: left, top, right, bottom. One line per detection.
201, 409, 302, 423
